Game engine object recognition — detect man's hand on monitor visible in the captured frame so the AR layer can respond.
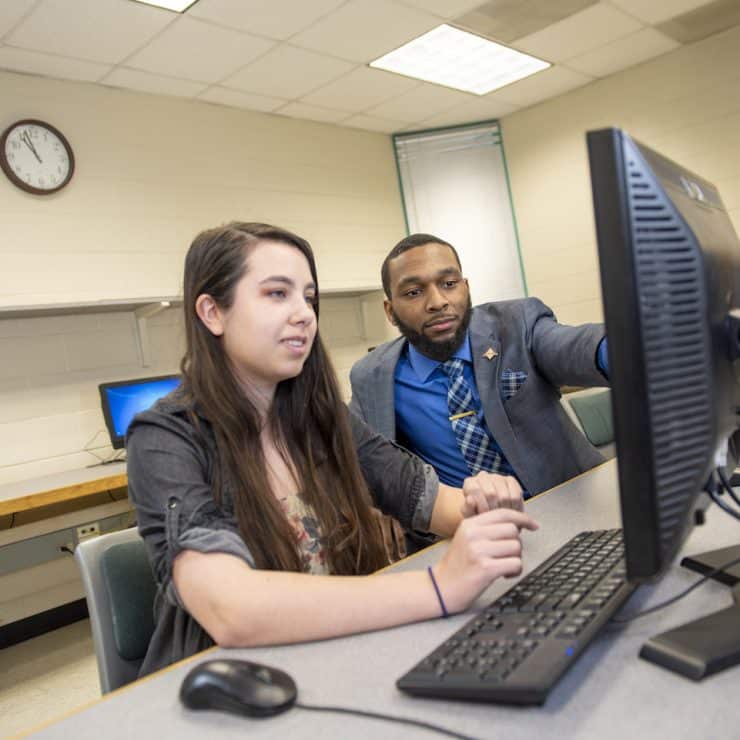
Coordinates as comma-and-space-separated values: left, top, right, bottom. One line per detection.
461, 472, 524, 517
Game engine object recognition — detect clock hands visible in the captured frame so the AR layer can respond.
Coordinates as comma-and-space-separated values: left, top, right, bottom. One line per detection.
20, 129, 43, 164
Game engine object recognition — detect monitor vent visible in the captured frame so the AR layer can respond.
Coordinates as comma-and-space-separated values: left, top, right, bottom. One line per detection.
626, 160, 713, 557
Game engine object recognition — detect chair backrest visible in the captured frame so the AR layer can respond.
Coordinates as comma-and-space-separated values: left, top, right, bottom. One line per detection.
75, 527, 157, 694
562, 388, 616, 458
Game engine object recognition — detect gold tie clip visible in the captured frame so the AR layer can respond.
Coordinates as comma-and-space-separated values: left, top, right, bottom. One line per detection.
449, 410, 476, 421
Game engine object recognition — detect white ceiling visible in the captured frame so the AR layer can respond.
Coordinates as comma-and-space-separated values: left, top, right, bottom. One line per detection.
0, 0, 735, 134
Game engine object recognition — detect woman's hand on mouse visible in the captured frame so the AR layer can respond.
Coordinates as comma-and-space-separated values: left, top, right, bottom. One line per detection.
431, 508, 539, 614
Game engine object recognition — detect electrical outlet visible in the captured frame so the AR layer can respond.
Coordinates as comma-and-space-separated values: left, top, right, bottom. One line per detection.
76, 522, 100, 542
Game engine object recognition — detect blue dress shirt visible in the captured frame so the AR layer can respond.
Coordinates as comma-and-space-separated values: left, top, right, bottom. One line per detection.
394, 334, 517, 488
393, 334, 610, 489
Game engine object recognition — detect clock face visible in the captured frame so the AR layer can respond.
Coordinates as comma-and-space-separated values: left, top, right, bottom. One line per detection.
0, 119, 74, 195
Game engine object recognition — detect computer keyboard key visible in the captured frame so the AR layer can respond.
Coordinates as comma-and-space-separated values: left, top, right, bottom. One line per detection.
561, 592, 586, 608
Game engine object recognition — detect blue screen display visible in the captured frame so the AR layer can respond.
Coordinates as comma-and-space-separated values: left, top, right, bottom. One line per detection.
104, 377, 180, 437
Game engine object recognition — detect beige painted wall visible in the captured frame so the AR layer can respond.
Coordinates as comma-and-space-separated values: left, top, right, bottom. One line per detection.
501, 24, 740, 327
0, 70, 405, 305
0, 70, 401, 485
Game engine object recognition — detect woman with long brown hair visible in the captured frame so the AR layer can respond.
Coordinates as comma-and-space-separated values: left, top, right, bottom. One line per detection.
127, 222, 537, 675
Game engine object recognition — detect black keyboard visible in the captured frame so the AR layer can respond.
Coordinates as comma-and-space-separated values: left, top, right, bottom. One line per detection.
397, 528, 636, 705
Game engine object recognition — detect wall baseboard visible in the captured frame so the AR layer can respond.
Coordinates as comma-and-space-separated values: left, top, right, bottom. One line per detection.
0, 598, 88, 649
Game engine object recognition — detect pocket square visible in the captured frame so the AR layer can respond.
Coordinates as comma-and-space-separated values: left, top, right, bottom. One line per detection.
501, 369, 528, 401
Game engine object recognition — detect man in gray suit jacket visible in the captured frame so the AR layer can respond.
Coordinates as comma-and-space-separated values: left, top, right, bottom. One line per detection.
349, 234, 609, 515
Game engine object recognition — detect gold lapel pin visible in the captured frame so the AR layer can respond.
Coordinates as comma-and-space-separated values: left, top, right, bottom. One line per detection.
483, 347, 498, 361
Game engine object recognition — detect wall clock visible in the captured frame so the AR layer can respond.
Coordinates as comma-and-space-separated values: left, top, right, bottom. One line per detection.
0, 119, 75, 195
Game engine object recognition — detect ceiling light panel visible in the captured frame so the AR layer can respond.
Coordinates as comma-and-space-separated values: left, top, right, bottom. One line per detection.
130, 0, 199, 11
370, 24, 550, 95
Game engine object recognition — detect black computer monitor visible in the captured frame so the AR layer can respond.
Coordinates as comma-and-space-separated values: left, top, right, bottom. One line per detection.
588, 127, 740, 679
99, 375, 180, 449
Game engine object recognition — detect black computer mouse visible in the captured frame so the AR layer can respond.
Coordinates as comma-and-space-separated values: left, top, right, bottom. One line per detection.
180, 658, 297, 718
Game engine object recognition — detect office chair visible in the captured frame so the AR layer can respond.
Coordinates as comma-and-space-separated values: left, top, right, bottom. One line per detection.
562, 388, 615, 458
75, 527, 157, 694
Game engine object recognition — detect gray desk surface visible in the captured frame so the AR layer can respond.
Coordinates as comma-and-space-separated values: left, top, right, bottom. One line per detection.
32, 461, 740, 739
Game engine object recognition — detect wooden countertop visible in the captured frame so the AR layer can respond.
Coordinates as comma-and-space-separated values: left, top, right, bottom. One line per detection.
0, 462, 127, 516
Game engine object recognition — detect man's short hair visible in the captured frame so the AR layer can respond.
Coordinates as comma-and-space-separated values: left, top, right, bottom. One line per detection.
381, 233, 462, 298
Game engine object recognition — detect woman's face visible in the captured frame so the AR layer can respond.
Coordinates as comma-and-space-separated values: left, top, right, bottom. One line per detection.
205, 240, 318, 397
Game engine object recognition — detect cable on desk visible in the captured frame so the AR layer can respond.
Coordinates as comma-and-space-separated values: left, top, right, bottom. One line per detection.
614, 468, 740, 624
717, 467, 740, 507
611, 554, 740, 624
294, 702, 479, 740
82, 429, 114, 466
83, 429, 127, 468
715, 467, 740, 519
709, 487, 740, 521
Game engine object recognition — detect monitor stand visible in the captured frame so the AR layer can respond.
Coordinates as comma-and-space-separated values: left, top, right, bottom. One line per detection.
681, 544, 740, 586
638, 546, 740, 680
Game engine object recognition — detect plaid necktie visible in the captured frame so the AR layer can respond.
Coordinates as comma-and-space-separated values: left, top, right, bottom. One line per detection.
440, 358, 508, 476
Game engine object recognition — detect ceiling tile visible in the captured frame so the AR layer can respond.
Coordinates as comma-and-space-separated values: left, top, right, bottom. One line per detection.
198, 85, 286, 111
397, 0, 487, 19
396, 122, 427, 132
455, 0, 597, 44
365, 82, 474, 122
0, 0, 36, 37
6, 0, 174, 64
0, 45, 110, 82
274, 101, 350, 123
101, 67, 207, 98
221, 44, 353, 99
415, 94, 520, 128
188, 0, 346, 41
657, 0, 740, 44
125, 16, 275, 83
290, 0, 441, 63
513, 3, 643, 62
491, 64, 592, 106
608, 0, 717, 25
342, 113, 407, 133
564, 28, 679, 77
301, 65, 420, 113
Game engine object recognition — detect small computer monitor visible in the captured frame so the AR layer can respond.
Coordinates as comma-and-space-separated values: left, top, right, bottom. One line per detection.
99, 375, 180, 449
588, 127, 740, 677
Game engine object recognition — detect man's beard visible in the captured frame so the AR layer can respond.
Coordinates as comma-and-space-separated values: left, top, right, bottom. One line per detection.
392, 296, 473, 362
